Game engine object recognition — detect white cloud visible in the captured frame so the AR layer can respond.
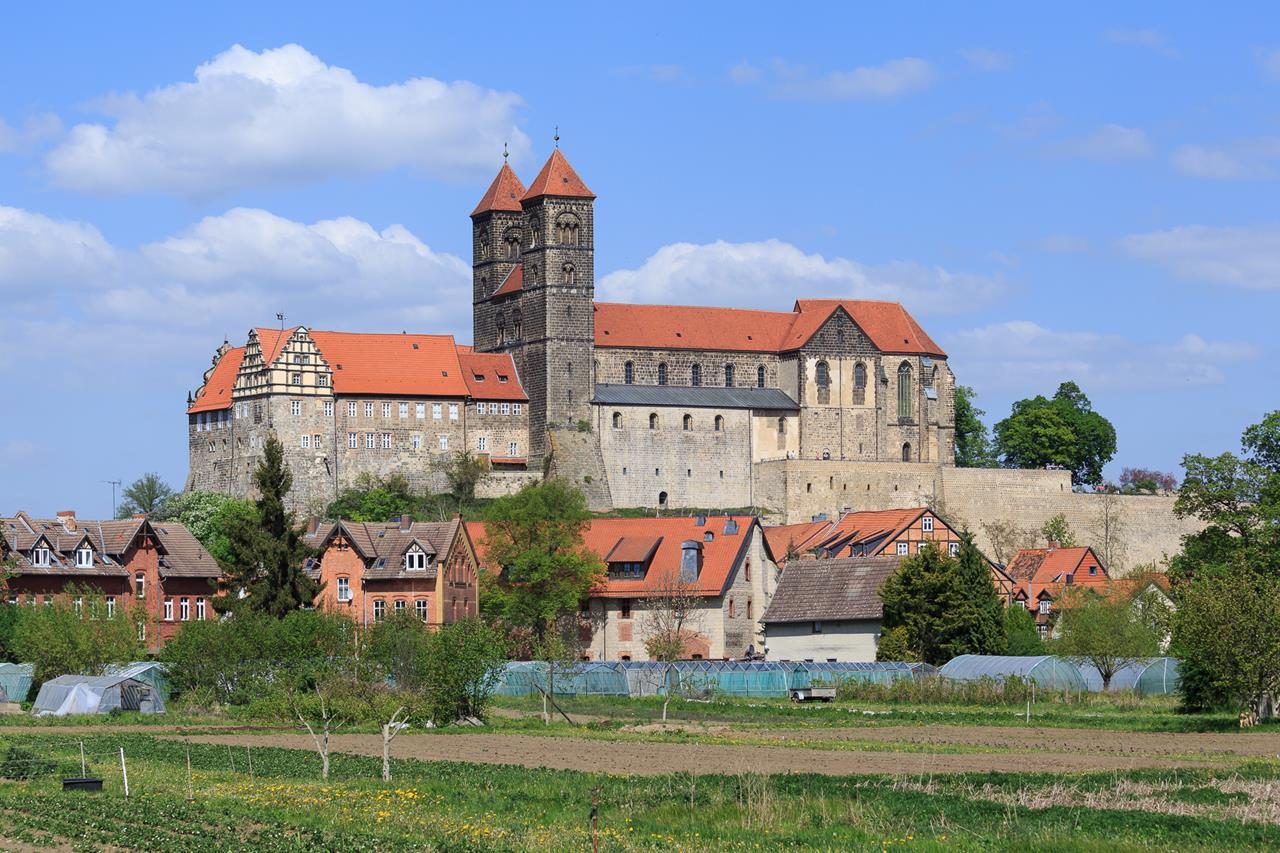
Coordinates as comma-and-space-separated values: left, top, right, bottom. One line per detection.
947, 321, 1258, 393
1103, 29, 1175, 56
598, 239, 1004, 315
960, 49, 1011, 72
742, 57, 935, 100
0, 206, 117, 297
1046, 124, 1152, 162
1170, 139, 1280, 180
44, 43, 530, 196
1121, 224, 1280, 290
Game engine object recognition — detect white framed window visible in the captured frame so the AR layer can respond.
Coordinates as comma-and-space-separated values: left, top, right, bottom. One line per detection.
314, 433, 322, 448
75, 546, 93, 568
135, 573, 145, 598
348, 402, 358, 418
448, 403, 459, 421
381, 432, 392, 449
164, 599, 174, 621
948, 542, 960, 555
291, 373, 301, 386
291, 400, 301, 416
394, 599, 406, 614
301, 435, 311, 449
373, 599, 386, 622
1038, 600, 1052, 615
477, 436, 488, 452
348, 432, 358, 449
136, 622, 146, 642
106, 596, 117, 618
432, 403, 442, 420
364, 402, 374, 418
917, 542, 927, 553
317, 374, 329, 387
508, 441, 519, 456
416, 403, 426, 419
438, 435, 449, 451
324, 401, 334, 418
196, 598, 206, 620
405, 549, 428, 571
411, 433, 422, 450
399, 402, 409, 418
415, 599, 428, 622
477, 402, 487, 415
896, 542, 909, 556
31, 547, 51, 567
337, 577, 352, 602
180, 597, 190, 621
922, 516, 934, 533
513, 403, 522, 415
500, 403, 511, 415
382, 402, 392, 417
364, 432, 375, 448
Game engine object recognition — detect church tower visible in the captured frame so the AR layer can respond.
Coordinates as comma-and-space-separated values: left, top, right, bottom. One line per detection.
470, 159, 527, 352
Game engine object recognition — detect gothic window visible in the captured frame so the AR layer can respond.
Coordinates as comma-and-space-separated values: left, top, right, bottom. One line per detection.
683, 414, 693, 431
612, 412, 622, 429
557, 215, 580, 246
724, 364, 734, 387
691, 363, 701, 386
528, 216, 540, 247
624, 361, 634, 384
816, 360, 831, 404
504, 229, 521, 260
496, 314, 506, 345
897, 362, 913, 419
478, 229, 490, 259
649, 413, 659, 430
657, 362, 668, 386
528, 263, 539, 283
757, 365, 766, 388
902, 442, 912, 462
854, 362, 867, 405
714, 415, 724, 432
512, 308, 522, 340
563, 263, 575, 285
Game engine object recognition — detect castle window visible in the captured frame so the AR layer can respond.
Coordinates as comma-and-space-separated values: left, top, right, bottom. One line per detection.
318, 374, 329, 387
381, 433, 392, 449
624, 361, 634, 384
432, 404, 442, 419
649, 413, 659, 430
902, 442, 912, 462
512, 309, 522, 339
365, 402, 374, 418
496, 315, 506, 345
757, 365, 766, 388
291, 400, 301, 417
291, 373, 301, 386
416, 403, 426, 419
301, 434, 311, 449
691, 363, 702, 386
478, 436, 488, 451
412, 434, 423, 450
816, 360, 831, 404
563, 264, 575, 285
777, 417, 786, 435
854, 362, 867, 404
509, 440, 519, 456
365, 432, 375, 448
439, 435, 450, 451
612, 412, 622, 429
505, 234, 520, 260
724, 364, 734, 387
399, 402, 408, 418
449, 403, 459, 421
557, 216, 579, 246
683, 413, 693, 431
348, 402, 358, 418
348, 432, 357, 448
714, 415, 724, 431
658, 491, 668, 506
897, 362, 913, 419
324, 401, 334, 418
382, 402, 392, 418
658, 363, 668, 386
922, 516, 934, 533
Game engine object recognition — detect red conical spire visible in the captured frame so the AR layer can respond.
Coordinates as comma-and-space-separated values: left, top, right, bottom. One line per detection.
521, 149, 595, 202
471, 162, 527, 217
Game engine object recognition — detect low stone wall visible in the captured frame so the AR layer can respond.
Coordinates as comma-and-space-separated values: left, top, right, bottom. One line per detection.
477, 471, 543, 499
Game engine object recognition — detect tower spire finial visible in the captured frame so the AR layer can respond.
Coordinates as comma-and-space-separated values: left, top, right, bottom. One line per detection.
502, 141, 509, 162
554, 125, 560, 148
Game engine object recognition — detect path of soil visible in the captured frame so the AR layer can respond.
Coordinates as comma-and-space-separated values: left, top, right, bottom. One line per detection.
177, 732, 1240, 777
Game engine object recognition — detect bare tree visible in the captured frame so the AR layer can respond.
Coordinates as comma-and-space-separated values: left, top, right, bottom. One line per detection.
1091, 490, 1129, 572
641, 572, 706, 722
292, 685, 344, 781
381, 705, 408, 783
980, 519, 1035, 566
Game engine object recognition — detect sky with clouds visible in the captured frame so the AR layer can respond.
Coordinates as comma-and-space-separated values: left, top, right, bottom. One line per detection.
2, 3, 1277, 517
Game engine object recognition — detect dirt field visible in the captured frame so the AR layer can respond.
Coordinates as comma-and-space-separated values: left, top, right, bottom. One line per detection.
178, 730, 1251, 777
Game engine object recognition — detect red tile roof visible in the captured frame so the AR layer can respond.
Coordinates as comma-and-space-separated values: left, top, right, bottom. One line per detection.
762, 520, 833, 560
604, 535, 663, 564
459, 351, 528, 401
817, 508, 925, 555
255, 327, 294, 366
464, 521, 496, 573
1006, 546, 1108, 603
522, 149, 595, 201
592, 300, 945, 357
309, 331, 470, 397
188, 346, 245, 413
471, 163, 527, 216
493, 263, 523, 297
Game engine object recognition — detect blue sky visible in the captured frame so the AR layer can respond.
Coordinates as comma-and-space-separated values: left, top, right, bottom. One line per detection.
2, 3, 1278, 517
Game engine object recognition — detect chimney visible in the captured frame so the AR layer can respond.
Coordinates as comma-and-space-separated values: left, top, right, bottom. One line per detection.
56, 510, 76, 532
306, 516, 319, 535
400, 514, 413, 533
680, 540, 703, 583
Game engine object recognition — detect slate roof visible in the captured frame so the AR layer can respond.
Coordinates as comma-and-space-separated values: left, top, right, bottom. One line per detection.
305, 518, 462, 581
593, 384, 799, 411
761, 556, 902, 623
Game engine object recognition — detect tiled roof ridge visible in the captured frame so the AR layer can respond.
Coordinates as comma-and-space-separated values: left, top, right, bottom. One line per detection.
471, 162, 527, 216
521, 148, 595, 201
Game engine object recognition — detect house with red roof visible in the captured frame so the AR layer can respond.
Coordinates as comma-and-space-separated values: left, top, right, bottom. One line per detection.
1005, 544, 1111, 636
469, 514, 779, 661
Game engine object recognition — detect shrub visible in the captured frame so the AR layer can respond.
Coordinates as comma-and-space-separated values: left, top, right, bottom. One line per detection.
422, 619, 506, 724
0, 745, 56, 780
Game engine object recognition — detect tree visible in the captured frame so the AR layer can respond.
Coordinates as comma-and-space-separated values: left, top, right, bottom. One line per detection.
1039, 514, 1076, 548
1090, 491, 1129, 572
1120, 468, 1177, 494
479, 480, 605, 641
641, 571, 707, 721
953, 385, 996, 468
994, 382, 1117, 486
158, 491, 257, 566
875, 626, 917, 662
979, 519, 1034, 566
421, 618, 507, 725
439, 452, 490, 507
1003, 605, 1044, 656
878, 541, 1004, 666
1053, 586, 1159, 690
12, 587, 145, 686
116, 473, 175, 519
218, 435, 319, 617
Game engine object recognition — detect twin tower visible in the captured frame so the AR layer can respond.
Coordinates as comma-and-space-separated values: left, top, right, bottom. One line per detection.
470, 149, 597, 459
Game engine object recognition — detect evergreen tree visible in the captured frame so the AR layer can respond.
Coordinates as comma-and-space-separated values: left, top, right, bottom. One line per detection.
878, 545, 953, 665
938, 535, 1005, 659
1003, 604, 1044, 656
218, 435, 319, 618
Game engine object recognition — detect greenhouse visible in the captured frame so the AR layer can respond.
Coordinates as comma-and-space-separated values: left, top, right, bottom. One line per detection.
790, 662, 937, 690
1080, 658, 1180, 695
0, 663, 33, 704
103, 662, 172, 700
493, 662, 631, 697
32, 675, 166, 716
939, 655, 1087, 691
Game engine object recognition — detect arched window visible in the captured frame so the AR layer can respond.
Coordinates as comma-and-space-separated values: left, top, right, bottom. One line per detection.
724, 364, 734, 387
624, 361, 634, 384
563, 263, 575, 285
714, 415, 724, 432
512, 308, 522, 340
649, 413, 659, 430
505, 231, 521, 260
557, 215, 580, 246
658, 491, 669, 507
612, 412, 622, 429
683, 414, 693, 431
691, 363, 701, 386
816, 360, 831, 404
902, 442, 912, 462
777, 417, 786, 435
757, 365, 766, 388
657, 362, 668, 386
496, 314, 506, 345
854, 362, 867, 405
897, 362, 913, 419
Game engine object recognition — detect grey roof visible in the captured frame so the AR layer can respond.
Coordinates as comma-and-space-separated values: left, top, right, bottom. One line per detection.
593, 384, 799, 411
762, 556, 902, 623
